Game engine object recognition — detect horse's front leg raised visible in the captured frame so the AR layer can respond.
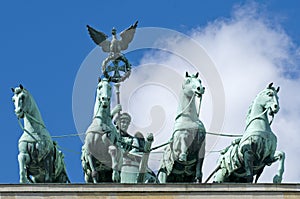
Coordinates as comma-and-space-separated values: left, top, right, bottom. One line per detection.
272, 151, 285, 183
18, 142, 31, 183
108, 145, 121, 182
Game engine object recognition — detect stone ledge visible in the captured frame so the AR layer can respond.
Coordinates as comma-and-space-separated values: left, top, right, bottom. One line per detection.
0, 184, 300, 199
0, 183, 300, 192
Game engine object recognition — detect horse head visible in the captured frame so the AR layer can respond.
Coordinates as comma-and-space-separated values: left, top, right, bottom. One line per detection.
183, 72, 205, 98
12, 84, 31, 118
257, 82, 280, 116
97, 77, 112, 109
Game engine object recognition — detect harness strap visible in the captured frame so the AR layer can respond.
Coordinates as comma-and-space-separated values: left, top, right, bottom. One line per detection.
51, 133, 85, 138
85, 130, 111, 136
245, 107, 271, 131
17, 118, 38, 142
175, 93, 196, 121
24, 112, 46, 129
206, 131, 242, 137
150, 141, 172, 151
269, 113, 275, 125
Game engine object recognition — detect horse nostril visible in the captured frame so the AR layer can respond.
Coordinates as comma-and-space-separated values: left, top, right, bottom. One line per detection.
197, 87, 200, 91
274, 104, 278, 108
102, 97, 105, 100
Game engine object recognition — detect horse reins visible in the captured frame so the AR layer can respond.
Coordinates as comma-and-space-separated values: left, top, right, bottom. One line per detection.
17, 118, 38, 142
17, 111, 46, 142
175, 92, 197, 121
244, 107, 273, 131
24, 112, 46, 128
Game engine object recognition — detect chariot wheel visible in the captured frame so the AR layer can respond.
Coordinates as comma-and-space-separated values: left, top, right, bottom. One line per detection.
103, 56, 131, 83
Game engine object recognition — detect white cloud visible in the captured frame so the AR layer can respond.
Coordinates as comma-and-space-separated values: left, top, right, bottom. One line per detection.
190, 3, 300, 183
121, 3, 300, 182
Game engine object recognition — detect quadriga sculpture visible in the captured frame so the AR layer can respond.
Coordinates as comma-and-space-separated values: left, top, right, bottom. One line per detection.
213, 83, 285, 183
158, 72, 206, 183
81, 78, 122, 183
12, 85, 69, 183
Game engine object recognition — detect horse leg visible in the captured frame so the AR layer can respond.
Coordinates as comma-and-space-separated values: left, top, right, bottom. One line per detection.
44, 158, 50, 182
82, 153, 92, 183
108, 145, 120, 182
177, 131, 188, 162
81, 147, 91, 183
243, 150, 254, 183
195, 139, 205, 183
18, 142, 31, 183
194, 158, 204, 183
86, 153, 98, 183
84, 172, 91, 183
44, 149, 55, 183
158, 168, 167, 183
272, 151, 285, 183
213, 166, 227, 183
18, 152, 31, 183
52, 147, 69, 183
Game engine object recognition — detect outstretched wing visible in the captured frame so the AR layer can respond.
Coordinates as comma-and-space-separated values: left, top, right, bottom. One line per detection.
119, 21, 138, 50
87, 25, 111, 52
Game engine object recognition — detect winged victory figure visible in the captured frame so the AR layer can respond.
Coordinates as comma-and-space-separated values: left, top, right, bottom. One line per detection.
87, 21, 138, 73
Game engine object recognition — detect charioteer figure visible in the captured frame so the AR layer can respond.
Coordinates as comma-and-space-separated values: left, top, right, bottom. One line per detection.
113, 111, 158, 183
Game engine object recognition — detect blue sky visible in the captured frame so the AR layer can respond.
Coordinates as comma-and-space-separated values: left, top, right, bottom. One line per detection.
0, 1, 300, 183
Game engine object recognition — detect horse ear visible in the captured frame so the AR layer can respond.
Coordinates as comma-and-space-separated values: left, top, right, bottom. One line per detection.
185, 71, 189, 77
11, 88, 15, 93
195, 72, 199, 78
276, 86, 280, 93
98, 77, 101, 82
19, 84, 24, 90
267, 82, 273, 89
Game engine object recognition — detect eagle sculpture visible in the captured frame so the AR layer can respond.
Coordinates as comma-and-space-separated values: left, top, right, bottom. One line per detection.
87, 21, 138, 72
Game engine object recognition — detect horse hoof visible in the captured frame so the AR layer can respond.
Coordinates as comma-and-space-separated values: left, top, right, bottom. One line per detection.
112, 171, 120, 182
179, 153, 187, 162
273, 175, 282, 183
20, 178, 30, 184
194, 177, 201, 183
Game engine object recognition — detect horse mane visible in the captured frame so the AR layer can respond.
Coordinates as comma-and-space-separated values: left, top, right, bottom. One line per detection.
246, 89, 265, 125
245, 100, 254, 125
22, 88, 44, 125
23, 89, 34, 108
